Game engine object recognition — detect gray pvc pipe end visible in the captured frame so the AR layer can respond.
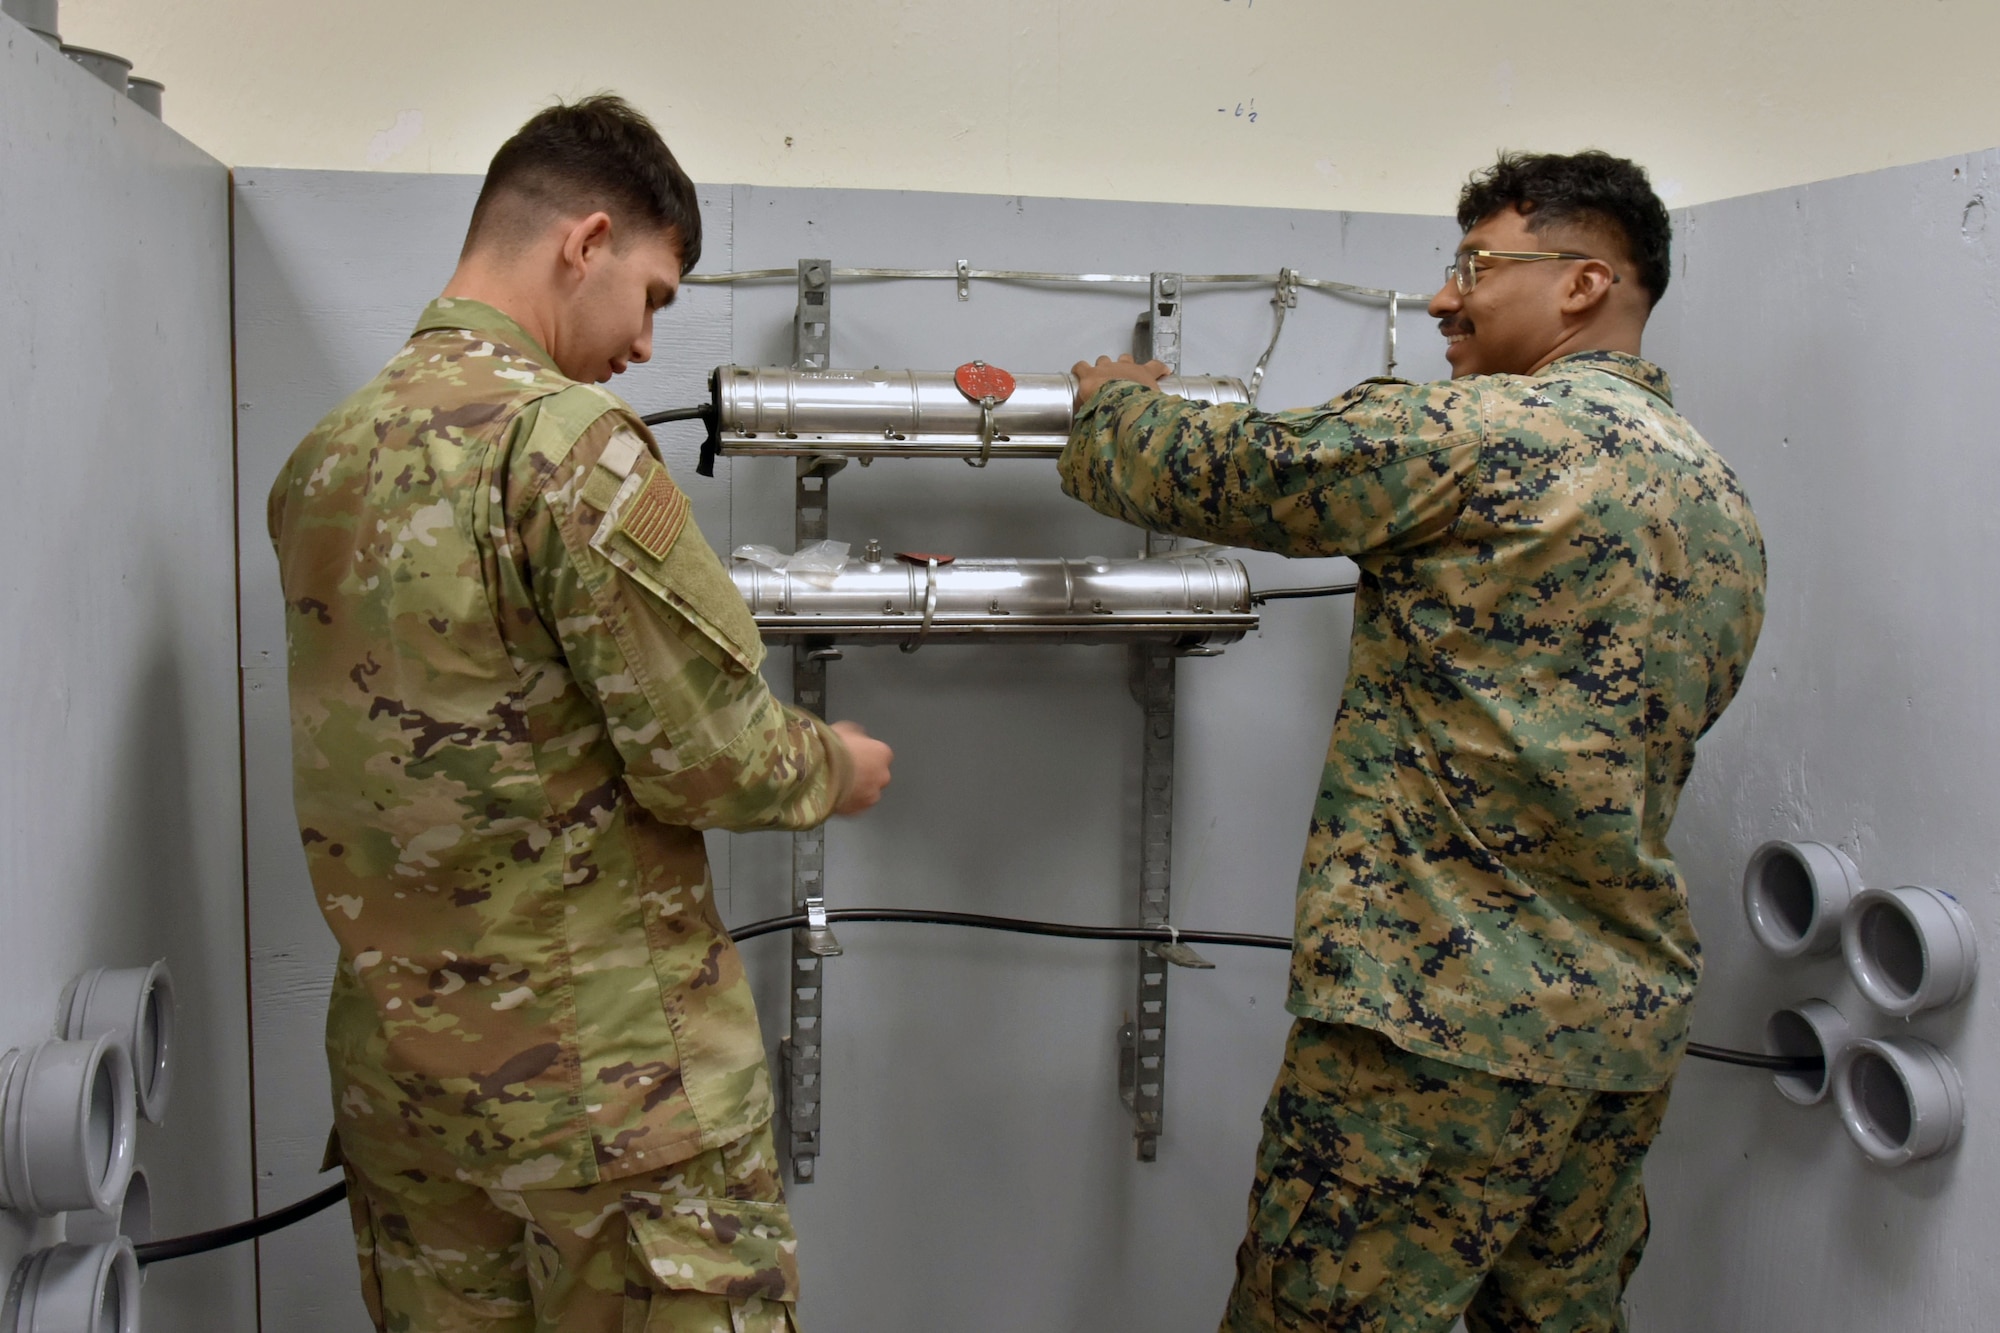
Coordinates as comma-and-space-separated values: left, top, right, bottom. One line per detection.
1841, 885, 1978, 1017
1742, 840, 1863, 958
1834, 1036, 1965, 1165
3, 1239, 139, 1333
63, 1167, 150, 1248
60, 963, 173, 1125
1763, 999, 1852, 1106
124, 77, 162, 118
58, 44, 129, 93
0, 1035, 137, 1216
1, 0, 60, 44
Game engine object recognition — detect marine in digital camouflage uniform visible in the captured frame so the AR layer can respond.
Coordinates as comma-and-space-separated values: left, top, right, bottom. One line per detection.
268, 97, 871, 1333
1060, 152, 1765, 1331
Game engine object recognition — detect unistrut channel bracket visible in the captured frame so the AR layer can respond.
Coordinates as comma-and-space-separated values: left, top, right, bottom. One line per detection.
771, 263, 1215, 1177
1117, 275, 1211, 1162
782, 259, 844, 1186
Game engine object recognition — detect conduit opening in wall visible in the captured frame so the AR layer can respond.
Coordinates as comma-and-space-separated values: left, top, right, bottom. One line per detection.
60, 964, 174, 1124
2, 1239, 140, 1333
1763, 1000, 1849, 1105
1851, 1053, 1913, 1144
1842, 886, 1978, 1017
66, 1168, 150, 1249
1763, 857, 1814, 937
0, 1035, 137, 1217
1741, 840, 1860, 958
84, 1065, 113, 1187
1855, 903, 1925, 1001
1834, 1037, 1964, 1165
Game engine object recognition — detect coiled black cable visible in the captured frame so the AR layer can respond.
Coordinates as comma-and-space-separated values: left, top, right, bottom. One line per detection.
135, 905, 1812, 1265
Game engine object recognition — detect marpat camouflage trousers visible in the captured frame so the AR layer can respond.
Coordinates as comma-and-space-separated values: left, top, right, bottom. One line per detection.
1222, 1020, 1670, 1333
339, 1119, 799, 1333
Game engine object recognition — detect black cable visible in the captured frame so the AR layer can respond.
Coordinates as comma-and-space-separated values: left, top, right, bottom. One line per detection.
1249, 581, 1359, 605
135, 1180, 349, 1267
735, 908, 1819, 1073
729, 907, 1290, 952
1686, 1042, 1823, 1073
136, 905, 1807, 1266
639, 403, 715, 427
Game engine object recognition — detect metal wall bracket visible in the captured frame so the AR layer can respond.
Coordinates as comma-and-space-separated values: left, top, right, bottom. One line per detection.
1120, 275, 1200, 1162
783, 260, 840, 1185
794, 258, 831, 371
1133, 272, 1183, 372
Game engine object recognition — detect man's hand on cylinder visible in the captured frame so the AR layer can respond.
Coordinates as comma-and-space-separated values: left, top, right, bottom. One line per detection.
1071, 355, 1170, 408
830, 720, 894, 815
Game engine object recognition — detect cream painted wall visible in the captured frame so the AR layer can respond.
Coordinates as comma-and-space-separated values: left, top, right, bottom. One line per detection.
56, 0, 2000, 214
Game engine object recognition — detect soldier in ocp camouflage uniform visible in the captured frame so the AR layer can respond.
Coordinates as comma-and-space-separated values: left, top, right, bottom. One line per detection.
268, 96, 893, 1332
1061, 152, 1764, 1331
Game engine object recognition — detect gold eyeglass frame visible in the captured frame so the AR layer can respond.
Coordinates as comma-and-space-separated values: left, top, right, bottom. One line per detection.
1446, 250, 1621, 294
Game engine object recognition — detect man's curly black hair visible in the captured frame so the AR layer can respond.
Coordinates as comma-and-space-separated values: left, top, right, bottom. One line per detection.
1457, 151, 1671, 305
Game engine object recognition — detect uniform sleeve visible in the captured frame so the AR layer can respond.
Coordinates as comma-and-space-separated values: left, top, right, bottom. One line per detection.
1058, 377, 1488, 558
513, 405, 852, 832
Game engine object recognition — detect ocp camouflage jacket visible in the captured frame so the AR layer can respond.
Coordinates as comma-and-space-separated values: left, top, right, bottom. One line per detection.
270, 299, 849, 1189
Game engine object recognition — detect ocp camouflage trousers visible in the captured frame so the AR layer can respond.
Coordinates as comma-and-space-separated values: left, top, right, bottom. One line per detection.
339, 1119, 799, 1333
1222, 1020, 1671, 1333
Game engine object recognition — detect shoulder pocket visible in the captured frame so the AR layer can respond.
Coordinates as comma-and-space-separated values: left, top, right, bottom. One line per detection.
623, 1194, 800, 1304
589, 457, 766, 676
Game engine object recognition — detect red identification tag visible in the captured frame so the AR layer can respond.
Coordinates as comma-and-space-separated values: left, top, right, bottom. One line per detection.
954, 361, 1017, 403
895, 552, 957, 565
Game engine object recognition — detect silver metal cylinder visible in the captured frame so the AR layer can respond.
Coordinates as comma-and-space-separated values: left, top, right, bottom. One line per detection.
714, 365, 1249, 460
733, 552, 1256, 649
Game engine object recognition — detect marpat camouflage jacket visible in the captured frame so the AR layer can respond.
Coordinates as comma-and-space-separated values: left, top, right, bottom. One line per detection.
1060, 352, 1765, 1091
269, 298, 850, 1189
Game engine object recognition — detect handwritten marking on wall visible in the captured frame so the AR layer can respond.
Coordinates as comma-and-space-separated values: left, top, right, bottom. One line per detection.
1216, 99, 1259, 123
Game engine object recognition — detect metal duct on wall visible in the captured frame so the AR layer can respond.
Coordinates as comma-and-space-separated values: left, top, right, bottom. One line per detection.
732, 551, 1257, 651
711, 364, 1249, 461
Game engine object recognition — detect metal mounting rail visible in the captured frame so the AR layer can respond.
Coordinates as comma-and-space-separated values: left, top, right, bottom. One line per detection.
684, 262, 1431, 306
780, 258, 845, 1186
1116, 274, 1213, 1162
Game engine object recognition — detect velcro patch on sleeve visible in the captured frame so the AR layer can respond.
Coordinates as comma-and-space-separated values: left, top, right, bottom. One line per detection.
616, 464, 691, 559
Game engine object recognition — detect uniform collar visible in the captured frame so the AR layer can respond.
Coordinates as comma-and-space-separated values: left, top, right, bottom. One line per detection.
412, 298, 560, 373
1538, 350, 1673, 406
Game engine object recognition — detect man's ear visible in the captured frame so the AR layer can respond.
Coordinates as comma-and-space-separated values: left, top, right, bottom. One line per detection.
1560, 260, 1619, 317
558, 211, 616, 277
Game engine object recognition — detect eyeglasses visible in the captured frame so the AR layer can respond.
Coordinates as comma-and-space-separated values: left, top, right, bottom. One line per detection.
1444, 250, 1621, 294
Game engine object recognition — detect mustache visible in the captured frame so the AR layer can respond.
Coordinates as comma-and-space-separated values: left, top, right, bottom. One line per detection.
1437, 318, 1471, 336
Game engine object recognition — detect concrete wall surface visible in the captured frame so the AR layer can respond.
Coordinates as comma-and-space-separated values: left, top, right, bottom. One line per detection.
1625, 149, 2000, 1331
230, 168, 1455, 1329
0, 17, 255, 1331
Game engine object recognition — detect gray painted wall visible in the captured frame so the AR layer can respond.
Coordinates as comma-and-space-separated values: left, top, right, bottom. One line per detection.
230, 171, 1454, 1329
237, 153, 2000, 1333
0, 17, 254, 1331
1629, 151, 2000, 1332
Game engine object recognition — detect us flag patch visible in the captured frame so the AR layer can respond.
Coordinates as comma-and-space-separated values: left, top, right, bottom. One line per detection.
616, 465, 690, 559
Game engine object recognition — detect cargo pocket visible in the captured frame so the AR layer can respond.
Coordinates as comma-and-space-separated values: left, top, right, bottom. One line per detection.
1248, 1106, 1432, 1325
623, 1194, 800, 1333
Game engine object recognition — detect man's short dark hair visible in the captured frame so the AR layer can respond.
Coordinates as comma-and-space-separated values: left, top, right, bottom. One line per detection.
1457, 151, 1670, 305
465, 94, 702, 272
